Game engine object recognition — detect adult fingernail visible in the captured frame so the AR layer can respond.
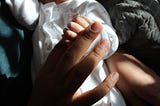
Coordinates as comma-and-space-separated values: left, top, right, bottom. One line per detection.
107, 72, 119, 87
90, 22, 101, 32
99, 39, 110, 49
111, 72, 119, 82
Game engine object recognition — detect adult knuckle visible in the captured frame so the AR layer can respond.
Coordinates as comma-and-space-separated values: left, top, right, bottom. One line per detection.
97, 83, 111, 97
92, 47, 102, 58
82, 29, 95, 41
103, 84, 111, 93
64, 51, 75, 62
82, 33, 92, 41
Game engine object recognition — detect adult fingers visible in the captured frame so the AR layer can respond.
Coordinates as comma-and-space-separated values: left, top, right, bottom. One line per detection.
55, 22, 103, 74
42, 36, 71, 72
72, 72, 119, 106
64, 39, 110, 94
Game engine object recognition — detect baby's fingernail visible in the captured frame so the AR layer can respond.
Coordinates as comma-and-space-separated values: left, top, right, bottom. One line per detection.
63, 27, 69, 32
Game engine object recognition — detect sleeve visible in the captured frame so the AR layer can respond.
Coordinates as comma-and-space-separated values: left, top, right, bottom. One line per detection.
5, 0, 40, 30
82, 1, 119, 59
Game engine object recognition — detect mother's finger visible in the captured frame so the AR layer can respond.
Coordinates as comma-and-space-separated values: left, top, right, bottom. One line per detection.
64, 39, 110, 94
55, 22, 103, 73
42, 36, 71, 72
72, 72, 119, 106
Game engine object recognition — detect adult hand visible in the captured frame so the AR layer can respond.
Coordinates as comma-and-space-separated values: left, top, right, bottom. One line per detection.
107, 51, 160, 106
28, 21, 119, 106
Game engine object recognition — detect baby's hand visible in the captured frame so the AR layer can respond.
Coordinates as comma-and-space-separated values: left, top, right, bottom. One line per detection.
63, 16, 93, 40
62, 16, 105, 52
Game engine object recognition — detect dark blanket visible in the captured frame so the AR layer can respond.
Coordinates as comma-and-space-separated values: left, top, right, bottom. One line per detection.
0, 0, 32, 105
98, 0, 160, 74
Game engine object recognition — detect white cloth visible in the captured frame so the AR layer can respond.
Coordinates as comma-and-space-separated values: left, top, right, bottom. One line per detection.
6, 0, 126, 106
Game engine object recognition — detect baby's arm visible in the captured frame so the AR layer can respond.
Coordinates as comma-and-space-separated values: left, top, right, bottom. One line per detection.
5, 0, 40, 29
107, 51, 160, 105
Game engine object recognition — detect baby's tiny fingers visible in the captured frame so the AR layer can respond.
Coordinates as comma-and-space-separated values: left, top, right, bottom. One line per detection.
63, 28, 77, 40
73, 16, 91, 28
68, 22, 84, 33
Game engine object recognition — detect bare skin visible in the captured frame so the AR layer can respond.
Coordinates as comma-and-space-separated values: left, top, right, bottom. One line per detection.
107, 50, 160, 106
28, 17, 119, 106
35, 0, 160, 105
